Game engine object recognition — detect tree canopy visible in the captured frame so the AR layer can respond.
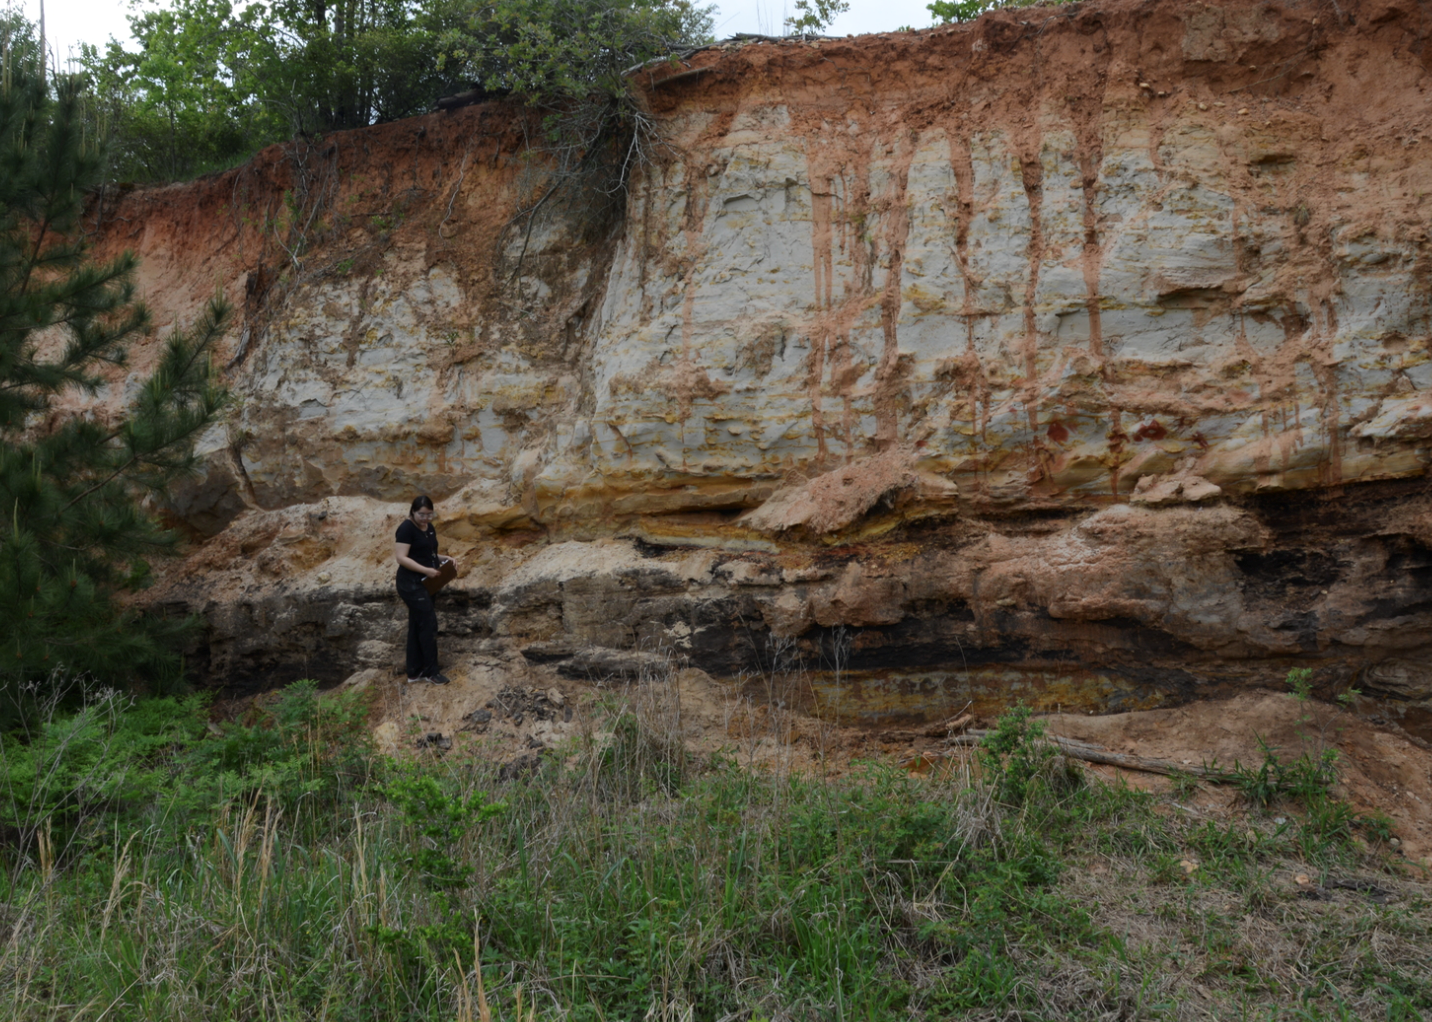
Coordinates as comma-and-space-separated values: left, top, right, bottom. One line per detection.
79, 0, 714, 184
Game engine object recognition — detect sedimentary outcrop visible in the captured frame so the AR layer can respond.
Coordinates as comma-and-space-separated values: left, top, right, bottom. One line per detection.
84, 0, 1432, 735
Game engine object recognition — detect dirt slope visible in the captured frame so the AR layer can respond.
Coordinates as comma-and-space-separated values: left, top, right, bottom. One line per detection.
325, 660, 1432, 868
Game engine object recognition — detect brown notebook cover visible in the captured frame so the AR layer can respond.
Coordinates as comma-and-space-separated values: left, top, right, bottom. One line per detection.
424, 560, 456, 595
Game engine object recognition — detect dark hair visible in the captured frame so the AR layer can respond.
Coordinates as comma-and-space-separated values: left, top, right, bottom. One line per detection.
409, 495, 435, 517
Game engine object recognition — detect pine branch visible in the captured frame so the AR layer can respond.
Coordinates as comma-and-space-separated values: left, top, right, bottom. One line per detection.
59, 297, 230, 514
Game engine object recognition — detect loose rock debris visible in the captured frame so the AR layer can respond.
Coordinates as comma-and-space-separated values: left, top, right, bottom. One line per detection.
498, 752, 545, 782
461, 685, 571, 733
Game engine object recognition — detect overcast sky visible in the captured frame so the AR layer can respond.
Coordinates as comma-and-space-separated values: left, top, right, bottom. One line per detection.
26, 0, 942, 66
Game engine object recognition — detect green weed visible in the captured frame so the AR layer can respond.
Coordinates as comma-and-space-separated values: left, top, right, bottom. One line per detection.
1231, 738, 1340, 809
1356, 810, 1396, 844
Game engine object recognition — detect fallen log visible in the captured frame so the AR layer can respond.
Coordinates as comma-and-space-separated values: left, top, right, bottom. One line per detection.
944, 732, 1231, 781
964, 728, 1111, 754
921, 712, 973, 738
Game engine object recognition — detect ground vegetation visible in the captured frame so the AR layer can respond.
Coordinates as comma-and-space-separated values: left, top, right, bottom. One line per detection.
1, 681, 1425, 1021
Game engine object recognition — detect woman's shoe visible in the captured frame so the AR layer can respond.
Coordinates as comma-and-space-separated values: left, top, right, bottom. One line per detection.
428, 673, 451, 685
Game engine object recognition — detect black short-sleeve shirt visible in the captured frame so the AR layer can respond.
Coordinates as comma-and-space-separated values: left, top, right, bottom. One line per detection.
395, 518, 439, 582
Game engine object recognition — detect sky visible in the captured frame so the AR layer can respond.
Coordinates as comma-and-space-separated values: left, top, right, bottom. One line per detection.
23, 0, 944, 66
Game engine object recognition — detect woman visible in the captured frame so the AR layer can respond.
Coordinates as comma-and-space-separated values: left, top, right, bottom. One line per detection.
394, 495, 454, 685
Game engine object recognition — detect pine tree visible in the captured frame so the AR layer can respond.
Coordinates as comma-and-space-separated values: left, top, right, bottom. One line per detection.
0, 43, 230, 698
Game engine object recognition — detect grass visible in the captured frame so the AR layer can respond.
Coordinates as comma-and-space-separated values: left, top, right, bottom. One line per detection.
0, 680, 1427, 1021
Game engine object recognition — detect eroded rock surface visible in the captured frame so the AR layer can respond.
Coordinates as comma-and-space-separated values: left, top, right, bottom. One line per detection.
83, 0, 1432, 734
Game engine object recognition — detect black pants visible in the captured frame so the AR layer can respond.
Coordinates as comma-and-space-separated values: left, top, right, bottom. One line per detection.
397, 574, 440, 679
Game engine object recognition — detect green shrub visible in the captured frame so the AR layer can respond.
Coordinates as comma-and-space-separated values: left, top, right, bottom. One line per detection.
371, 767, 506, 959
385, 769, 505, 893
175, 679, 374, 814
980, 704, 1055, 806
0, 678, 373, 870
0, 687, 205, 858
1287, 666, 1316, 702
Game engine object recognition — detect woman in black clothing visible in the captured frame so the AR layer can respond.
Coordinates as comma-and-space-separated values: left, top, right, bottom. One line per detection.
393, 495, 454, 684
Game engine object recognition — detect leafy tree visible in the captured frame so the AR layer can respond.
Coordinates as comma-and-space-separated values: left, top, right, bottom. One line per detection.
264, 0, 463, 131
438, 0, 712, 100
786, 0, 849, 36
1, 7, 43, 76
80, 0, 288, 182
0, 44, 230, 698
81, 0, 714, 202
436, 0, 714, 243
82, 0, 468, 181
927, 0, 1061, 23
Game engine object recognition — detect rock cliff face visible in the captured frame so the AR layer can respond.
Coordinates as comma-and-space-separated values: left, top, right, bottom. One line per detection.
89, 0, 1432, 735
